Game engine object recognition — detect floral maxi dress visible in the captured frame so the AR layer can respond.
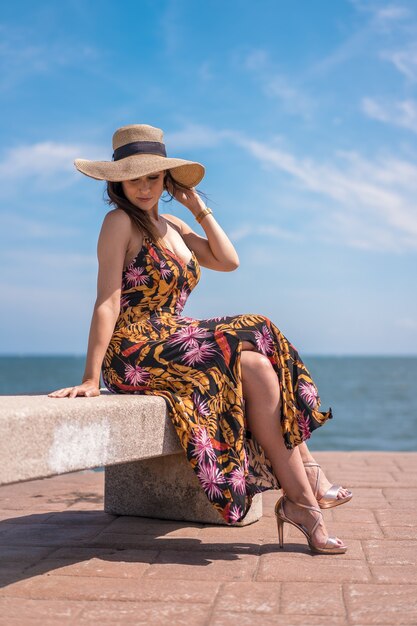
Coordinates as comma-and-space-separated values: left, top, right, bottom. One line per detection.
101, 235, 333, 524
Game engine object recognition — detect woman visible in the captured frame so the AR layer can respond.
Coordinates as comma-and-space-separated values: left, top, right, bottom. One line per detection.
48, 123, 352, 554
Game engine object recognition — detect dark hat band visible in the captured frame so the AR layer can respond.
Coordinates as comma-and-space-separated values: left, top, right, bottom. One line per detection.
112, 140, 167, 161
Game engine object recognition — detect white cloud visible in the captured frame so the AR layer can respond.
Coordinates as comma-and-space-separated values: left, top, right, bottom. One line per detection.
0, 141, 107, 187
374, 5, 412, 22
231, 131, 417, 252
349, 1, 412, 24
165, 123, 232, 150
362, 96, 417, 132
308, 27, 371, 77
380, 45, 417, 81
228, 223, 302, 243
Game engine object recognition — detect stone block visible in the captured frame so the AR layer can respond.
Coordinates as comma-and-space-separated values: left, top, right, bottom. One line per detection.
104, 452, 262, 526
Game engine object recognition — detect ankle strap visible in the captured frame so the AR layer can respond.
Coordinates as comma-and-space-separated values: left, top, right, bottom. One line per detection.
284, 495, 323, 534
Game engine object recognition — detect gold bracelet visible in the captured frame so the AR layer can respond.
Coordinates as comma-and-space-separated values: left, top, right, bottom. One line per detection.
195, 206, 213, 224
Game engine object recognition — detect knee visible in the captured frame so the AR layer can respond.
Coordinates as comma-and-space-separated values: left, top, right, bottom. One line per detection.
241, 350, 275, 379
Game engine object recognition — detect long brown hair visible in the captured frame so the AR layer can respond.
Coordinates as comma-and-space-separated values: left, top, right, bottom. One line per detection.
104, 170, 209, 246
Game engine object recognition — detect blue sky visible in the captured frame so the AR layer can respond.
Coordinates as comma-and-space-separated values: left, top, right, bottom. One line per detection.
1, 0, 416, 355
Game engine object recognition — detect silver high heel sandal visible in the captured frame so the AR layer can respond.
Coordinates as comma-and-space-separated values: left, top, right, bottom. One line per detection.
275, 494, 348, 555
303, 461, 353, 509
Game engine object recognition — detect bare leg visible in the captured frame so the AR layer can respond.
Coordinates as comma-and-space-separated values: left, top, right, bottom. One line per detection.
240, 345, 345, 548
298, 438, 351, 501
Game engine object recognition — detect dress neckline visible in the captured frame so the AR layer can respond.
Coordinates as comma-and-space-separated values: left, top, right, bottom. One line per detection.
145, 235, 196, 270
124, 235, 197, 273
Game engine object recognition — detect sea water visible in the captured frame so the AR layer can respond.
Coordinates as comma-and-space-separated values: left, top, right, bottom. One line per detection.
1, 355, 416, 452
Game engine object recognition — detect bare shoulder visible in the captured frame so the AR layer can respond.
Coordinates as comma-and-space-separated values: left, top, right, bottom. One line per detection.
103, 207, 132, 228
98, 208, 133, 259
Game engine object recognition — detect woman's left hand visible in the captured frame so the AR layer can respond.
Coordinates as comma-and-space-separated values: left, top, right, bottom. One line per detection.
166, 179, 205, 213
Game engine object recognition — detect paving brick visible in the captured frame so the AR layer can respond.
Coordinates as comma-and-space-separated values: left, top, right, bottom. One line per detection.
78, 601, 210, 625
213, 581, 281, 614
340, 488, 390, 508
363, 539, 417, 564
390, 472, 417, 485
0, 596, 84, 623
24, 549, 158, 578
0, 511, 55, 524
383, 487, 417, 503
281, 581, 346, 616
1, 453, 417, 624
328, 471, 397, 487
370, 564, 417, 583
88, 530, 205, 552
257, 554, 371, 582
210, 613, 348, 625
0, 566, 29, 587
0, 574, 219, 604
0, 523, 105, 547
324, 507, 377, 523
41, 510, 116, 526
375, 510, 417, 527
104, 515, 203, 535
0, 545, 53, 565
144, 549, 259, 581
197, 516, 277, 550
345, 583, 417, 624
392, 454, 417, 471
381, 526, 417, 539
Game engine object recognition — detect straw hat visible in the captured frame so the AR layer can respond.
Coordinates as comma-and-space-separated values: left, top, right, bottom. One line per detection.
74, 123, 205, 187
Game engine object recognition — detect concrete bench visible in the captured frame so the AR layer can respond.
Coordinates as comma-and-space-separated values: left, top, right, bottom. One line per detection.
0, 390, 262, 526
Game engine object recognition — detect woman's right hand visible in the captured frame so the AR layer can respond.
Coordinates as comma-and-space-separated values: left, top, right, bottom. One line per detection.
48, 380, 100, 399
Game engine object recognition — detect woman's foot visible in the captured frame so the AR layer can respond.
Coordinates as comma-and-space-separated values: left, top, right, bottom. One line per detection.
303, 462, 352, 508
282, 496, 347, 551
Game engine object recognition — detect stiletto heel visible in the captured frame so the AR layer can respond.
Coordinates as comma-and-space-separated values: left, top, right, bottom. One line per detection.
275, 502, 284, 548
274, 494, 348, 555
303, 461, 353, 509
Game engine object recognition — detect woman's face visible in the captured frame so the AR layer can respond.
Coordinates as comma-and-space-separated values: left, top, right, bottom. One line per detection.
121, 171, 166, 210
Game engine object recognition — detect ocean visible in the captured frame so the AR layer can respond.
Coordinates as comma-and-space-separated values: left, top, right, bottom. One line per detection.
1, 355, 416, 452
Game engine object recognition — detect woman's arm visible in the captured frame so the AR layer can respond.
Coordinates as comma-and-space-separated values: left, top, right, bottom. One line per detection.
161, 185, 239, 271
81, 302, 119, 387
48, 209, 133, 398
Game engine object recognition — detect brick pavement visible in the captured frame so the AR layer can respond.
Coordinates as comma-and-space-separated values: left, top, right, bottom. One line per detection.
0, 451, 416, 625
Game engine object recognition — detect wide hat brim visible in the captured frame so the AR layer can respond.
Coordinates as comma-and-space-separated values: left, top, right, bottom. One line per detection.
74, 154, 205, 188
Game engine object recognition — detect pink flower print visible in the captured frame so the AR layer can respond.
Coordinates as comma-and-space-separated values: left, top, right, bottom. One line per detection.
159, 259, 172, 280
298, 381, 319, 408
254, 324, 274, 355
190, 427, 217, 464
167, 326, 211, 350
192, 391, 211, 418
229, 466, 246, 495
197, 460, 226, 499
297, 409, 311, 440
175, 286, 189, 314
229, 504, 244, 524
124, 363, 151, 386
125, 266, 150, 287
120, 294, 131, 309
181, 340, 219, 367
